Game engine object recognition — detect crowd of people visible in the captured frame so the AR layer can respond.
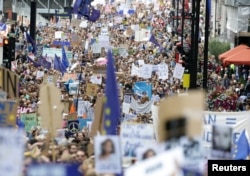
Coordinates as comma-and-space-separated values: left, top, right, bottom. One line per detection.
2, 0, 248, 175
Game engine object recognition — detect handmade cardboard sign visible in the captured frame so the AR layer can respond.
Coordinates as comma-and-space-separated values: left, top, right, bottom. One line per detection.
86, 83, 99, 96
0, 67, 19, 99
0, 100, 18, 127
90, 97, 104, 138
92, 65, 106, 75
158, 91, 205, 142
38, 84, 63, 134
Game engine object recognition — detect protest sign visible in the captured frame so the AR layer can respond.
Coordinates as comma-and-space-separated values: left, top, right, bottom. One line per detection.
133, 82, 152, 99
43, 75, 56, 84
90, 75, 102, 85
134, 29, 151, 42
0, 67, 19, 99
139, 64, 153, 79
39, 84, 63, 135
68, 120, 79, 135
98, 35, 110, 48
157, 64, 169, 80
119, 47, 128, 57
62, 73, 77, 82
122, 102, 131, 114
0, 100, 18, 127
131, 64, 139, 76
123, 95, 132, 104
0, 128, 25, 176
71, 33, 80, 46
0, 90, 7, 100
86, 83, 99, 96
95, 135, 122, 174
36, 71, 44, 79
158, 91, 205, 142
55, 31, 64, 39
90, 97, 104, 138
101, 27, 109, 35
91, 43, 102, 54
93, 65, 106, 75
21, 113, 37, 132
130, 97, 154, 114
69, 82, 79, 95
27, 163, 82, 176
78, 118, 92, 130
173, 63, 185, 79
124, 113, 137, 121
17, 106, 34, 114
65, 113, 77, 121
77, 100, 88, 117
42, 48, 73, 60
121, 123, 156, 158
125, 148, 183, 176
203, 111, 250, 148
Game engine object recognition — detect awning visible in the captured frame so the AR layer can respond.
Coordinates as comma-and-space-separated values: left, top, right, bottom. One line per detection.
219, 44, 248, 60
223, 48, 250, 66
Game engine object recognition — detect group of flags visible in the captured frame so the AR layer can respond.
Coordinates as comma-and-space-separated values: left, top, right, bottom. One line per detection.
73, 0, 100, 22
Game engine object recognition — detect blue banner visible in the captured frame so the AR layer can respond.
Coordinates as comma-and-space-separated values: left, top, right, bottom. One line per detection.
133, 82, 152, 99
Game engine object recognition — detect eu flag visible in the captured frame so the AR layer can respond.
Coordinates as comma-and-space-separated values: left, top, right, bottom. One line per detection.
38, 56, 51, 70
234, 129, 250, 160
27, 56, 41, 67
62, 45, 69, 68
73, 0, 82, 14
79, 0, 91, 17
26, 32, 37, 54
102, 50, 120, 135
149, 34, 161, 48
54, 54, 66, 75
88, 7, 101, 22
0, 22, 6, 31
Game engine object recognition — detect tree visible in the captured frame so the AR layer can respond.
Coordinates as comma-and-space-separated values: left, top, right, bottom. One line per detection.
208, 39, 230, 59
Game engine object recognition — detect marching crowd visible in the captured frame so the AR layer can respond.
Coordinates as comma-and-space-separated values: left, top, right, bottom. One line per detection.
4, 1, 248, 176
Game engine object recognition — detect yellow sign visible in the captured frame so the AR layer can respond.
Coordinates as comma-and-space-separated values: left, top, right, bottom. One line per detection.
183, 74, 190, 88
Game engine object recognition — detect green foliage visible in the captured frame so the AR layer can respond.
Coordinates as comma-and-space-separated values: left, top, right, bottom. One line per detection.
208, 39, 230, 59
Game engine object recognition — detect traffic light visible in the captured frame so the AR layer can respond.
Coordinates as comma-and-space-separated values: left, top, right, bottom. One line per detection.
2, 37, 15, 69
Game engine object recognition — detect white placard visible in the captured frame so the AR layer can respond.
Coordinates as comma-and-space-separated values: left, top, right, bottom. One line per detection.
138, 60, 145, 66
131, 64, 139, 76
95, 135, 122, 174
90, 75, 102, 85
69, 82, 79, 95
139, 64, 153, 79
91, 43, 102, 54
121, 123, 156, 158
203, 111, 250, 148
173, 64, 184, 80
157, 64, 169, 80
125, 148, 183, 176
36, 71, 44, 79
55, 31, 64, 39
101, 27, 109, 35
122, 102, 130, 114
0, 128, 25, 176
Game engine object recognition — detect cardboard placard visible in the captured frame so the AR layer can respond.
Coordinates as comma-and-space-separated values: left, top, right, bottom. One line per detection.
92, 65, 106, 75
158, 91, 205, 142
90, 97, 104, 138
0, 67, 19, 99
20, 113, 37, 132
86, 83, 99, 96
66, 112, 77, 121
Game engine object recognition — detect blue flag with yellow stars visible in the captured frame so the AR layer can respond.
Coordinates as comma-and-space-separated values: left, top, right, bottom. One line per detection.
102, 50, 120, 135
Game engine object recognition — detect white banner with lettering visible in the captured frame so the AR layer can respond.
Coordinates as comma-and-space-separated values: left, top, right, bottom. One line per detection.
203, 111, 250, 148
